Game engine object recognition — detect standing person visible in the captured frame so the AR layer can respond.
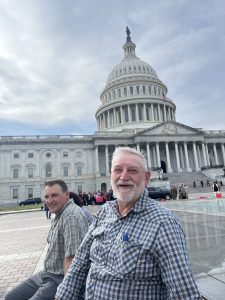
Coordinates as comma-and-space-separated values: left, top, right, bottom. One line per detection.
179, 183, 187, 199
200, 180, 204, 188
55, 147, 200, 300
95, 193, 103, 205
5, 179, 89, 300
170, 185, 178, 200
212, 181, 221, 204
44, 201, 51, 219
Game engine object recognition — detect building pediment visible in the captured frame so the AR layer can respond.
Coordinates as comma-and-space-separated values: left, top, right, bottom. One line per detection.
137, 121, 203, 136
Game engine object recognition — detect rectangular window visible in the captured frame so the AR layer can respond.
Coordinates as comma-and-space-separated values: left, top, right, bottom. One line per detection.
13, 188, 18, 199
78, 184, 82, 194
46, 164, 52, 177
76, 152, 81, 158
77, 166, 82, 176
28, 187, 33, 198
28, 153, 34, 158
28, 167, 33, 179
13, 169, 19, 179
14, 153, 19, 159
63, 152, 68, 157
63, 166, 69, 177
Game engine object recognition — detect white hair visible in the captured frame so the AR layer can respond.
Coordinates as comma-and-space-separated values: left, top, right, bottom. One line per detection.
111, 147, 148, 171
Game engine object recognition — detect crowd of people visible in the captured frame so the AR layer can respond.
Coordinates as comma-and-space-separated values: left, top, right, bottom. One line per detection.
193, 179, 223, 189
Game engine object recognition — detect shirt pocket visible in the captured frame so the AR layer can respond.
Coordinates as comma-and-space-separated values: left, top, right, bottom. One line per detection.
113, 237, 144, 276
90, 226, 106, 262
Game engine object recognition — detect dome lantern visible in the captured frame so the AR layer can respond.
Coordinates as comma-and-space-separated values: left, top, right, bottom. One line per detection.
123, 27, 137, 58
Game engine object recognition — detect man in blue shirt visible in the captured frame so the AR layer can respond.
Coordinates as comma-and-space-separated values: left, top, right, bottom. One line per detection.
55, 147, 201, 299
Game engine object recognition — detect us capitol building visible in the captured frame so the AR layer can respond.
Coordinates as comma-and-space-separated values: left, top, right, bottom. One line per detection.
1, 28, 225, 203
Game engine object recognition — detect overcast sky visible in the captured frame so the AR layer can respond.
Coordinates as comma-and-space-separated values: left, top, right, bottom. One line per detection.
0, 0, 224, 136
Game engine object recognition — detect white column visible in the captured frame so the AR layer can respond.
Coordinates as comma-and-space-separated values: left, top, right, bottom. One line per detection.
175, 142, 182, 172
113, 108, 116, 126
151, 104, 154, 121
165, 142, 173, 173
179, 144, 185, 170
146, 143, 151, 169
157, 104, 161, 121
221, 143, 225, 166
197, 144, 201, 167
193, 142, 200, 171
184, 142, 192, 172
205, 143, 210, 165
120, 106, 124, 124
136, 144, 140, 152
105, 145, 109, 176
135, 104, 139, 122
163, 105, 167, 121
143, 103, 147, 121
107, 111, 110, 128
213, 143, 219, 165
152, 146, 157, 168
103, 113, 106, 129
95, 146, 100, 176
202, 143, 207, 166
156, 142, 161, 168
128, 105, 131, 123
99, 117, 102, 131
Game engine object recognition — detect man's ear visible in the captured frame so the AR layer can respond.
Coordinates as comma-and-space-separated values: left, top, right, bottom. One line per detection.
145, 171, 151, 186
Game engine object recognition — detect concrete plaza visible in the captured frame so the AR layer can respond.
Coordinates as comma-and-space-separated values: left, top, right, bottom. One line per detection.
0, 194, 225, 299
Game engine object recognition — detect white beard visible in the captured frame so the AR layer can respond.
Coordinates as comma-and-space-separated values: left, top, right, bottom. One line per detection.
112, 181, 145, 204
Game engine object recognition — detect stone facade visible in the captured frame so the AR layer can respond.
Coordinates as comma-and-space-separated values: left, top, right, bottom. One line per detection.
0, 30, 225, 203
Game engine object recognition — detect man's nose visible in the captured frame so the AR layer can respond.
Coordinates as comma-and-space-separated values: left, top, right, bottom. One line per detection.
120, 169, 129, 180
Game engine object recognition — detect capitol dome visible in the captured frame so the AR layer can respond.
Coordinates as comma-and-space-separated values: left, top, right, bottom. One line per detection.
96, 28, 176, 132
106, 47, 158, 85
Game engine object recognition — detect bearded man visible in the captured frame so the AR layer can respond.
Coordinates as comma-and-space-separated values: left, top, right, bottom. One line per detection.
55, 147, 201, 300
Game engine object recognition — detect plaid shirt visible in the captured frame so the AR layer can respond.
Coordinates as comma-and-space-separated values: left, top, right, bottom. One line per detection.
56, 190, 201, 299
44, 199, 89, 275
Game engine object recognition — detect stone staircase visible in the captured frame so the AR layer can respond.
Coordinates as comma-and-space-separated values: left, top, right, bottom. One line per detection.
161, 171, 214, 193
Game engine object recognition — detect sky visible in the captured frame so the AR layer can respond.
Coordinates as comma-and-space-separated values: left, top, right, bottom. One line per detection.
0, 0, 224, 136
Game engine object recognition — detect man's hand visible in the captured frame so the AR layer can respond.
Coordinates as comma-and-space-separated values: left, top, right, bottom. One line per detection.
64, 256, 74, 274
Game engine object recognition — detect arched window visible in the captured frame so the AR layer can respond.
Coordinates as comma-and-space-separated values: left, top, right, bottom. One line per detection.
143, 86, 146, 94
136, 86, 140, 94
130, 86, 133, 95
124, 87, 127, 96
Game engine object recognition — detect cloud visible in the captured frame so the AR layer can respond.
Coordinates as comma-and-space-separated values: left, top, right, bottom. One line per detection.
0, 0, 224, 135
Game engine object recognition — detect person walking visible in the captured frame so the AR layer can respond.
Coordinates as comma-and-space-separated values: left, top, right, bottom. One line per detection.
5, 179, 89, 300
55, 147, 200, 300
